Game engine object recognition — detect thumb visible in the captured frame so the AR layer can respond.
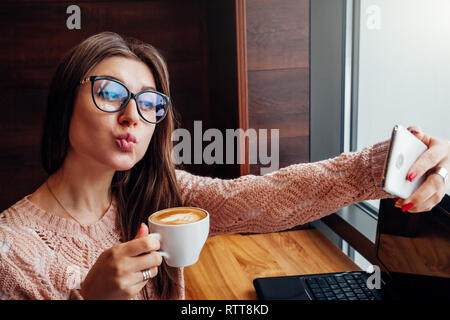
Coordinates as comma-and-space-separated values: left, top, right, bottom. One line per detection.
135, 223, 149, 239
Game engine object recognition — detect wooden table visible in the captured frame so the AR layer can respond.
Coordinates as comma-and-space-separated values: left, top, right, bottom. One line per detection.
184, 229, 360, 299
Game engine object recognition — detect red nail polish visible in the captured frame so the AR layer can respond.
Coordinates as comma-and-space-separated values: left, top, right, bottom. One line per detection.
401, 203, 414, 212
407, 172, 417, 182
411, 130, 419, 135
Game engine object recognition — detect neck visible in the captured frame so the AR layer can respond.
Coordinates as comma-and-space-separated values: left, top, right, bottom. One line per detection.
47, 149, 115, 224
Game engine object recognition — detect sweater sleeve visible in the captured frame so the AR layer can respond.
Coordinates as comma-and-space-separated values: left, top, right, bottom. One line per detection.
175, 140, 395, 236
0, 223, 82, 300
0, 253, 32, 300
0, 237, 47, 300
0, 224, 37, 299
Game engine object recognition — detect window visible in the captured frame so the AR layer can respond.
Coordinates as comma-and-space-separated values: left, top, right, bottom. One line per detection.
310, 0, 450, 270
354, 0, 450, 212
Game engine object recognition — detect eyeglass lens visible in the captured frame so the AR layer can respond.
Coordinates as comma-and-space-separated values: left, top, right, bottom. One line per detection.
93, 78, 168, 123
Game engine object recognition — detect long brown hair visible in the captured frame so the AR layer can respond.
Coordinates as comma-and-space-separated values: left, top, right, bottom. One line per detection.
41, 31, 182, 299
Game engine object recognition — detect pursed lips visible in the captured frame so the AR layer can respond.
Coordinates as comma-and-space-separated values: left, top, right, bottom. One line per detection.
117, 132, 137, 143
116, 132, 137, 151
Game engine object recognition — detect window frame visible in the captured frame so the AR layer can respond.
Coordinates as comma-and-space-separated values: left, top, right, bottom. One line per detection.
310, 0, 380, 264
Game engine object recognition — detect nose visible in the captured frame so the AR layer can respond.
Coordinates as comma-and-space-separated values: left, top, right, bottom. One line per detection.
118, 97, 140, 127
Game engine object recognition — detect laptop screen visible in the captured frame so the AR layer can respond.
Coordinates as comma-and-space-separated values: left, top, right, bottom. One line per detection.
376, 196, 450, 298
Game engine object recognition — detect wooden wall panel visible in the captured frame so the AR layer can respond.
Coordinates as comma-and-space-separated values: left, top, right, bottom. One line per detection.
246, 0, 309, 70
246, 0, 310, 175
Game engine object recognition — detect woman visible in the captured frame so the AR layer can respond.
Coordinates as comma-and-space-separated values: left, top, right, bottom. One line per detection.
0, 32, 448, 300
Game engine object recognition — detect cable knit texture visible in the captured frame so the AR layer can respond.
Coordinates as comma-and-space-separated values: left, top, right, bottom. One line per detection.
0, 140, 393, 300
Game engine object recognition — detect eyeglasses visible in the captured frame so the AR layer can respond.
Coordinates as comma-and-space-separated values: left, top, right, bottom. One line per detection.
79, 76, 170, 124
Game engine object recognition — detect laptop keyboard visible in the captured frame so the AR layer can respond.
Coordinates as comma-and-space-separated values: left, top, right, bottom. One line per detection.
304, 273, 379, 300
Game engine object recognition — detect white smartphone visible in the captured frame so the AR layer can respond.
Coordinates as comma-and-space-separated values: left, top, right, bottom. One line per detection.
381, 124, 428, 199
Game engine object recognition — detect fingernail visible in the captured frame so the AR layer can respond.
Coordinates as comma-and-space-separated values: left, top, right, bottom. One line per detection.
407, 172, 417, 182
401, 203, 414, 212
411, 130, 419, 135
137, 223, 147, 237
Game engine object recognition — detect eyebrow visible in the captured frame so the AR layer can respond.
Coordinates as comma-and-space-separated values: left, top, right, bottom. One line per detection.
99, 74, 157, 91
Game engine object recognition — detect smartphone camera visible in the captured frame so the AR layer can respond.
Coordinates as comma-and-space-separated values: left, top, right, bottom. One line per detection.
395, 154, 404, 169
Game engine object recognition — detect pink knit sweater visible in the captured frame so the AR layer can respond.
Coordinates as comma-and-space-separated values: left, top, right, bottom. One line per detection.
0, 140, 393, 300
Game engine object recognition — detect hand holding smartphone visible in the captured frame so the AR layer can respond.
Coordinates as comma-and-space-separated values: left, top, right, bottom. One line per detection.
381, 125, 428, 199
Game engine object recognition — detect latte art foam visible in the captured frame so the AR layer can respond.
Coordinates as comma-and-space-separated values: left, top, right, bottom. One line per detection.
150, 207, 207, 225
159, 212, 200, 224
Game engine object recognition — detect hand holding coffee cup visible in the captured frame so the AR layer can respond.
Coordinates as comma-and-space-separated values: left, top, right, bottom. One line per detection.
79, 223, 162, 300
148, 207, 210, 267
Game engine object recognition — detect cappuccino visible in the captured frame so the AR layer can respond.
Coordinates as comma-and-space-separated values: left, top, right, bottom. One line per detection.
150, 207, 206, 225
148, 206, 210, 267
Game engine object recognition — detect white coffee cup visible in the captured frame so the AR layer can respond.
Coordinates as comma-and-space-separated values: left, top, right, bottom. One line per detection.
147, 207, 210, 268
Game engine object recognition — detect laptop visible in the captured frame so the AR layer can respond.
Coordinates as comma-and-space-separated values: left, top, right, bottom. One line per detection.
253, 196, 450, 300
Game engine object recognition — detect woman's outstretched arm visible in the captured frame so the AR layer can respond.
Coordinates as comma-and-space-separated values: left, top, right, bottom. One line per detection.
176, 140, 394, 237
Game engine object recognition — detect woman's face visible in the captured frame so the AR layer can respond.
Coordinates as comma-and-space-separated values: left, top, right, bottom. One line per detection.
69, 56, 157, 171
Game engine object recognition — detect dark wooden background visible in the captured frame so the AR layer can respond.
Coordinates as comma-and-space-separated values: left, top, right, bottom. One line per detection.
0, 0, 309, 212
247, 0, 309, 174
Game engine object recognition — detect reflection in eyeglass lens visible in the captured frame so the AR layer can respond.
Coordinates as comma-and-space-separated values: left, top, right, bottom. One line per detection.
94, 80, 128, 111
137, 92, 167, 122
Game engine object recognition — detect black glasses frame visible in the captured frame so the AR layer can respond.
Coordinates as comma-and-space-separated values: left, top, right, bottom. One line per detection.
80, 75, 170, 124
